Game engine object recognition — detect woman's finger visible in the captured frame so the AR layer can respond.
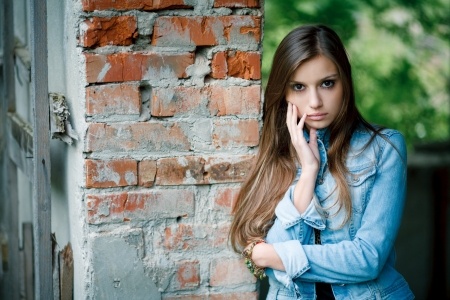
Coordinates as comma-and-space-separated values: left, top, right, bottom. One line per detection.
286, 102, 293, 135
296, 111, 307, 144
297, 111, 306, 130
290, 104, 300, 143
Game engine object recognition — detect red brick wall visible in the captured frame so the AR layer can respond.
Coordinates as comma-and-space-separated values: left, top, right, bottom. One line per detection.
80, 0, 262, 298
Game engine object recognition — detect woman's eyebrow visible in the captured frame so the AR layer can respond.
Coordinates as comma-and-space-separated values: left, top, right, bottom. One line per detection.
289, 73, 339, 84
322, 73, 339, 80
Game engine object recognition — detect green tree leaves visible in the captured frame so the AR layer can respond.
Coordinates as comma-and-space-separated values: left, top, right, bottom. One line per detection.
263, 0, 450, 148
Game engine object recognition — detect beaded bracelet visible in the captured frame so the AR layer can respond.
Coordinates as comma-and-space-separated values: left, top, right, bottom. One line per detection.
242, 239, 266, 280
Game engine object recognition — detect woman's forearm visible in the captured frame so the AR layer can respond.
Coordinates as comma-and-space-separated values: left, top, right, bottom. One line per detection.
293, 170, 317, 213
252, 242, 286, 271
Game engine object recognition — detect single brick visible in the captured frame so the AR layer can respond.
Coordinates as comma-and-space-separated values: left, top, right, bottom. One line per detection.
161, 223, 230, 251
210, 258, 256, 286
151, 86, 210, 117
156, 156, 207, 185
86, 192, 128, 224
213, 187, 240, 213
207, 155, 255, 183
86, 122, 191, 152
222, 16, 261, 43
210, 51, 260, 80
174, 260, 200, 290
86, 83, 141, 116
213, 0, 260, 8
208, 85, 260, 116
85, 52, 194, 84
211, 52, 227, 79
212, 225, 231, 249
138, 160, 157, 187
212, 119, 259, 148
153, 16, 216, 46
155, 155, 254, 185
81, 0, 191, 11
162, 223, 195, 251
152, 16, 261, 47
85, 159, 138, 188
86, 189, 195, 224
80, 16, 137, 48
226, 51, 261, 80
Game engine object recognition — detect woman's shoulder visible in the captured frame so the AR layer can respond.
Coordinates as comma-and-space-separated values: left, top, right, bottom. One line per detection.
350, 125, 406, 152
353, 124, 405, 142
351, 124, 407, 159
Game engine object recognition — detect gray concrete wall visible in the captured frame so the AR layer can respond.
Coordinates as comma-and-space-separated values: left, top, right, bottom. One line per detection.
48, 0, 87, 298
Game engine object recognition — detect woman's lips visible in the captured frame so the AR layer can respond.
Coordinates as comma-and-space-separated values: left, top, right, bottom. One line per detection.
307, 113, 328, 121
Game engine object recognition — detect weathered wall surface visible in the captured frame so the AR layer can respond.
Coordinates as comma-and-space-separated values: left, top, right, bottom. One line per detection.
75, 0, 263, 298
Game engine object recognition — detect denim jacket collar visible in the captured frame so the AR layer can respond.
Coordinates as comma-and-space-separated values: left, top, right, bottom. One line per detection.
302, 128, 330, 186
303, 128, 330, 151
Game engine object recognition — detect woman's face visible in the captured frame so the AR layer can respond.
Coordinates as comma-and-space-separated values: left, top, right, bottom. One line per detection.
285, 55, 344, 130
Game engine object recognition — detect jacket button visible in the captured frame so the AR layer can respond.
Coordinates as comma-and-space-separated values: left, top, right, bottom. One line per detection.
318, 178, 324, 185
352, 176, 360, 182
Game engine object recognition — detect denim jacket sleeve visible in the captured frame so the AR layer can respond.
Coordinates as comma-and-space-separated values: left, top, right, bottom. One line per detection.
275, 185, 326, 230
265, 219, 309, 289
265, 183, 324, 288
271, 131, 408, 284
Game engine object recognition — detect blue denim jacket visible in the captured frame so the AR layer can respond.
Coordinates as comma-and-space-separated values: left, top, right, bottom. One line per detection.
265, 126, 415, 299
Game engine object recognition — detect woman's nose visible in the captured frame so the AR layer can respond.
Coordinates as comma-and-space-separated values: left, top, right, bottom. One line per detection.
309, 89, 322, 108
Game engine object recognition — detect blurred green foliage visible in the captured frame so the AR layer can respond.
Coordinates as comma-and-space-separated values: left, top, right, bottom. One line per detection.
263, 0, 450, 149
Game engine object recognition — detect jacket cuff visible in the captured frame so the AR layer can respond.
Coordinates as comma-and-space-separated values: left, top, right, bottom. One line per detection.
272, 240, 310, 279
302, 194, 326, 230
275, 187, 326, 230
265, 268, 295, 290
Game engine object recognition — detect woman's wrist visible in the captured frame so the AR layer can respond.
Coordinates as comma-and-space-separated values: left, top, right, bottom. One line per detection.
300, 166, 319, 177
242, 240, 266, 279
251, 242, 267, 267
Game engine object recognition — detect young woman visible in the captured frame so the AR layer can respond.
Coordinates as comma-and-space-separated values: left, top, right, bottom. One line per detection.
229, 25, 414, 299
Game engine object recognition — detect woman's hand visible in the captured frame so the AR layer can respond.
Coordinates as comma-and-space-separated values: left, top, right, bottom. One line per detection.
286, 102, 320, 173
287, 102, 321, 213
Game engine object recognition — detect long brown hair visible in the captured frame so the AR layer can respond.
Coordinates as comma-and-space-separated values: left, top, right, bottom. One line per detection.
229, 25, 377, 252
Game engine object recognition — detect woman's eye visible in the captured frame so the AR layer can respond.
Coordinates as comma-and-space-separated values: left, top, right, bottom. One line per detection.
291, 83, 304, 91
322, 80, 335, 88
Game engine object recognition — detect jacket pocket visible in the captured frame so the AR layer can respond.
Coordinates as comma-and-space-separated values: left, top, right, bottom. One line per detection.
347, 163, 376, 214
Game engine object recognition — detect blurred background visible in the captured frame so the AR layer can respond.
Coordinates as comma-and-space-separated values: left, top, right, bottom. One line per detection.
263, 0, 449, 149
260, 0, 450, 299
